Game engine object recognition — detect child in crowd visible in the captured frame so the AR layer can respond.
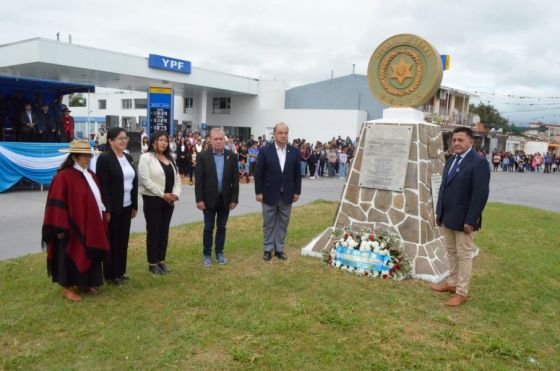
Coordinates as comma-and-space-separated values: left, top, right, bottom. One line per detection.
239, 157, 250, 183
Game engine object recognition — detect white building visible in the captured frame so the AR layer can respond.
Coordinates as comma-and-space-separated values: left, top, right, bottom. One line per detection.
0, 38, 366, 143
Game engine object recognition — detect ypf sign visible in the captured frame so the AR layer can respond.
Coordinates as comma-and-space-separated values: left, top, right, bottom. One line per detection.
148, 54, 191, 74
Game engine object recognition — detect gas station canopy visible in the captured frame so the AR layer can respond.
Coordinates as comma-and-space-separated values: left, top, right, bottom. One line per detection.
0, 38, 258, 97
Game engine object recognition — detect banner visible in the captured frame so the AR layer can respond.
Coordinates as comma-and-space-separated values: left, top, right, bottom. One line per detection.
0, 143, 69, 192
334, 246, 391, 273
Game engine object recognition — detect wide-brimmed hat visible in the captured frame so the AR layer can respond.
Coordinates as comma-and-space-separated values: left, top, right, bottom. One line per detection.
59, 140, 100, 154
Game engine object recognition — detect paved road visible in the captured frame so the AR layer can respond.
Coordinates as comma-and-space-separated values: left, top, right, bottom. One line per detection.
1, 172, 558, 260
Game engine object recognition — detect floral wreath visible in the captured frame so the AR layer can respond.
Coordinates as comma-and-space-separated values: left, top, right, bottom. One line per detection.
323, 227, 411, 280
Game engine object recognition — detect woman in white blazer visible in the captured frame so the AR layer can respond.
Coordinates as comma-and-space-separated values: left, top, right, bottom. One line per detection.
138, 131, 182, 275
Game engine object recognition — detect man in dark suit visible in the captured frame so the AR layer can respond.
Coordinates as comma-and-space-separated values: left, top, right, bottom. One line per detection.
195, 128, 239, 267
37, 103, 56, 142
254, 122, 302, 261
19, 103, 37, 142
433, 127, 490, 306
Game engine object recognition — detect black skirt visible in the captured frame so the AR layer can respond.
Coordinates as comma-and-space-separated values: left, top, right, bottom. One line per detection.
48, 238, 104, 288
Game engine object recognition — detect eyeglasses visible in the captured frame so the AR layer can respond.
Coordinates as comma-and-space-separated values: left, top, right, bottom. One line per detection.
115, 137, 129, 141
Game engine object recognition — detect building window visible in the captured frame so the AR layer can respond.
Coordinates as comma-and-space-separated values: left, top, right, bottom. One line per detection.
98, 99, 107, 110
183, 97, 193, 113
121, 99, 132, 109
213, 97, 231, 114
134, 98, 147, 109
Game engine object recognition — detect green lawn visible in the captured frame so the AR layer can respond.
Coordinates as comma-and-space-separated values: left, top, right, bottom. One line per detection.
1, 201, 559, 370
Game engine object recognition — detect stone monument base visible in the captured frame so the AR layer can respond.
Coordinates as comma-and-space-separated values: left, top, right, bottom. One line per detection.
301, 108, 451, 283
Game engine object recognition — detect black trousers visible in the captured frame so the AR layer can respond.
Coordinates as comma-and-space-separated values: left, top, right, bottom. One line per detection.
203, 197, 230, 257
104, 205, 133, 280
143, 195, 174, 264
308, 160, 316, 177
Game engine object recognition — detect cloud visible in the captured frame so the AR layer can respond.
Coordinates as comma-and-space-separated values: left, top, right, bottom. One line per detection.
1, 0, 559, 123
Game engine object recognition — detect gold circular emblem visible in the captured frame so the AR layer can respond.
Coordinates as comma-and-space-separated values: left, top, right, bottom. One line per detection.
367, 34, 443, 107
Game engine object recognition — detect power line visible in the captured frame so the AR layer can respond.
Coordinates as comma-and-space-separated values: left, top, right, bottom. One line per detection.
472, 91, 560, 99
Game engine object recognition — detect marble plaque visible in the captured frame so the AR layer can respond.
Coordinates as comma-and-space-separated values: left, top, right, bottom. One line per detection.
359, 124, 413, 191
431, 174, 442, 224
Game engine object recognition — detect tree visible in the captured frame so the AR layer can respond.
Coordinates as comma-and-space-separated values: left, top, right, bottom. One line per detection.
69, 93, 87, 107
469, 103, 508, 128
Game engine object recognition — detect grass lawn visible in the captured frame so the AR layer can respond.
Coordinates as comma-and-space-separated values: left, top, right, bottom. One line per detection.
1, 201, 559, 370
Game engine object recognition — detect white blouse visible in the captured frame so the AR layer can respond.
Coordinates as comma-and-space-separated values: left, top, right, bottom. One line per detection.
118, 155, 135, 207
73, 163, 106, 219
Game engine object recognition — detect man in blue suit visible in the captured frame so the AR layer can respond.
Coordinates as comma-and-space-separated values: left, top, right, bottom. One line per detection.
433, 127, 490, 306
254, 122, 302, 261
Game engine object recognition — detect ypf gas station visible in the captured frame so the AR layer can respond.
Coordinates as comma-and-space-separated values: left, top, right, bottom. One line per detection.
0, 37, 368, 142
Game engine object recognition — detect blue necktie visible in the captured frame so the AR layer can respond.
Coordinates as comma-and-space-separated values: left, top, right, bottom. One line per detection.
446, 155, 460, 185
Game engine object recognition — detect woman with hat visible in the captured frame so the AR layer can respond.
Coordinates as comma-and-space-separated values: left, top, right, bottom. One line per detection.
95, 127, 138, 285
42, 140, 109, 302
138, 130, 181, 274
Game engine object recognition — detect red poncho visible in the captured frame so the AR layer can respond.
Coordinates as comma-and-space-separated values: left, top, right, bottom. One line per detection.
42, 167, 109, 274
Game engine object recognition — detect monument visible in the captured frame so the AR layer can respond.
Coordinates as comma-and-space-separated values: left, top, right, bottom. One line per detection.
301, 34, 449, 282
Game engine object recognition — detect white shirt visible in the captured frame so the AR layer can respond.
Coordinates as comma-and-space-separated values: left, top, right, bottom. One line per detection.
117, 155, 135, 207
275, 142, 287, 173
73, 163, 106, 219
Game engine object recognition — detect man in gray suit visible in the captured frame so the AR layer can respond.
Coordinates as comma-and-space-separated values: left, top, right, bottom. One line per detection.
254, 123, 302, 261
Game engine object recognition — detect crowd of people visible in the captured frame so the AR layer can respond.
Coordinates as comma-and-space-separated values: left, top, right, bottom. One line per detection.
0, 94, 75, 142
490, 151, 559, 173
137, 131, 357, 185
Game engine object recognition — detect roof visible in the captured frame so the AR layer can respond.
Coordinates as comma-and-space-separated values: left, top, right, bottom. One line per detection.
0, 75, 94, 96
0, 38, 259, 96
288, 74, 476, 98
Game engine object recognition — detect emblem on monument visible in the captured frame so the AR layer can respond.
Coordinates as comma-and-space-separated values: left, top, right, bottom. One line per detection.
367, 34, 443, 107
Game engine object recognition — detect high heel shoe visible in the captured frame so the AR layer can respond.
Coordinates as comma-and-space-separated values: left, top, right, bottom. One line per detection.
157, 262, 171, 274
148, 264, 164, 275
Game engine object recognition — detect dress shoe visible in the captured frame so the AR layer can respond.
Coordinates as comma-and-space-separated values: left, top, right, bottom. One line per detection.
274, 251, 288, 260
83, 287, 99, 294
263, 251, 272, 261
430, 283, 456, 293
149, 264, 164, 275
119, 275, 130, 281
63, 287, 82, 302
445, 294, 468, 306
158, 262, 171, 273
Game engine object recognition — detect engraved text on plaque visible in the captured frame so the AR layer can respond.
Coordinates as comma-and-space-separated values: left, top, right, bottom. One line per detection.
358, 124, 413, 191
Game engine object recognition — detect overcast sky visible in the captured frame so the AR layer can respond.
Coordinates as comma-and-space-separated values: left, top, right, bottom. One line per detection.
2, 0, 559, 125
